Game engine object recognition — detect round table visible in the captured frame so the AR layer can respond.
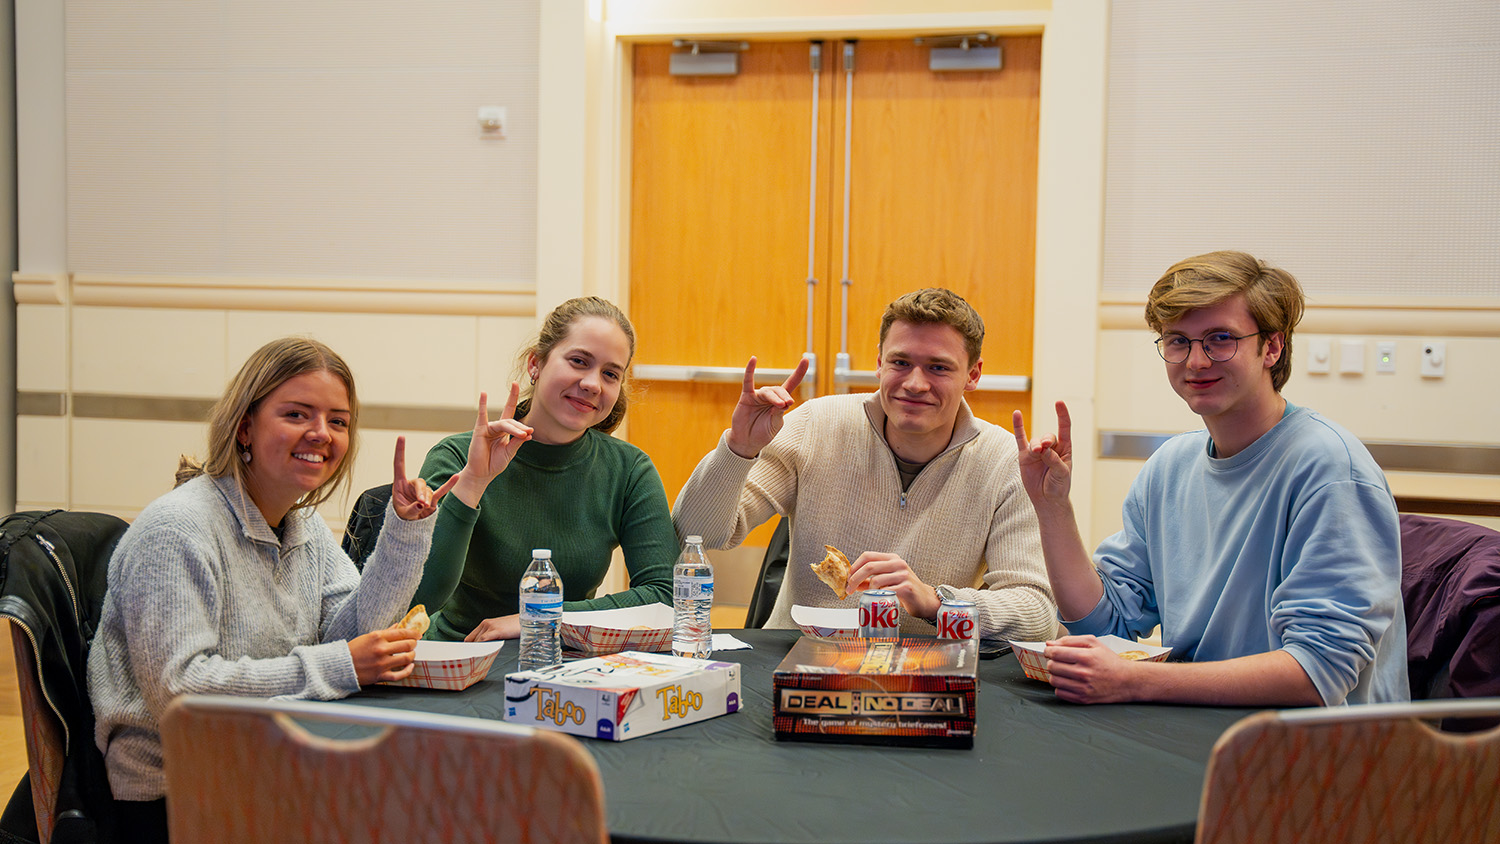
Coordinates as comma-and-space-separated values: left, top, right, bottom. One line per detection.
345, 629, 1259, 844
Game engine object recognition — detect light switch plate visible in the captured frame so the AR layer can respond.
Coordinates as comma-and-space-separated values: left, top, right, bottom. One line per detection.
1421, 341, 1446, 378
478, 106, 507, 138
1307, 338, 1331, 374
1375, 341, 1396, 373
1339, 339, 1365, 375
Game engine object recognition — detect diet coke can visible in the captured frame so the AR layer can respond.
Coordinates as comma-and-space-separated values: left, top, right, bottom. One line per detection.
936, 599, 978, 641
859, 589, 900, 638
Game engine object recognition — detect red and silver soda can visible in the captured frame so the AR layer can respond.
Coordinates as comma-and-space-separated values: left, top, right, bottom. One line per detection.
859, 589, 900, 638
936, 599, 978, 641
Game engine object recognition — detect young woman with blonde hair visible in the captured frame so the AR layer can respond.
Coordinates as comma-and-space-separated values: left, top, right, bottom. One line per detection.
87, 336, 521, 839
414, 297, 677, 641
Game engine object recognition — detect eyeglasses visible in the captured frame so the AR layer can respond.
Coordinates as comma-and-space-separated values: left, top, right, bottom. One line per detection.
1154, 331, 1262, 363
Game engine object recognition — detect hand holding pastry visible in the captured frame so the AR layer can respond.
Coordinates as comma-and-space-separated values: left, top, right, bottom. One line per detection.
348, 626, 420, 686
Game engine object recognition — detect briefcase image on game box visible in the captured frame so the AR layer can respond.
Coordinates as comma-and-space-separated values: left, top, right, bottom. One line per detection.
771, 636, 978, 749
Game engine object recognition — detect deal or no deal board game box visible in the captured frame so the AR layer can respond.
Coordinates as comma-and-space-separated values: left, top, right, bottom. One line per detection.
503, 651, 741, 741
772, 637, 978, 749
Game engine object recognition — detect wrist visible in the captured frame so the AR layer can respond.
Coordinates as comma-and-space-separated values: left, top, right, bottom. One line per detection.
916, 583, 942, 621
725, 434, 761, 460
1032, 497, 1077, 523
450, 470, 487, 509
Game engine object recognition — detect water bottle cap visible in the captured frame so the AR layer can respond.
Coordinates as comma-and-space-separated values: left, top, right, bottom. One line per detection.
532, 549, 551, 559
685, 535, 703, 545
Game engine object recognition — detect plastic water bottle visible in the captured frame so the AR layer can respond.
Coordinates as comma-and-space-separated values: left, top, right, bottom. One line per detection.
672, 535, 714, 659
518, 549, 563, 672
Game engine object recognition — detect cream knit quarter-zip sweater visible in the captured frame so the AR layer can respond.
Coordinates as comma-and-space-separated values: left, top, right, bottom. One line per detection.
673, 393, 1056, 640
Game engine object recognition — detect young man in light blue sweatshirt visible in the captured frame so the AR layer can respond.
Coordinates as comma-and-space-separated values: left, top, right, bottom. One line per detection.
1013, 251, 1407, 706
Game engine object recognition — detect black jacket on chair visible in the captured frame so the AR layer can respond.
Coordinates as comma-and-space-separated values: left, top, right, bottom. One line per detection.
341, 484, 393, 571
1, 510, 127, 843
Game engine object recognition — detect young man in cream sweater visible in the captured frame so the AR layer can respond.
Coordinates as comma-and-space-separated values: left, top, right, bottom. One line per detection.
672, 288, 1056, 640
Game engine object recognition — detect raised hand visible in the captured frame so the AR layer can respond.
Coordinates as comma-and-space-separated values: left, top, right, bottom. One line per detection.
1012, 400, 1074, 506
448, 384, 533, 508
391, 436, 458, 520
726, 355, 810, 459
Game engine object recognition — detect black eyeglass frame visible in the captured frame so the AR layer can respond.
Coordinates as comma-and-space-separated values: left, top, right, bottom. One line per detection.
1154, 331, 1264, 364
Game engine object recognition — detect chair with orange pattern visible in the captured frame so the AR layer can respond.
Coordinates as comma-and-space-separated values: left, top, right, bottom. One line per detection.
160, 695, 608, 844
1196, 699, 1500, 844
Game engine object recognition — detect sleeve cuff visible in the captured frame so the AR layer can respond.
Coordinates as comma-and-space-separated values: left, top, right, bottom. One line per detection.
1062, 591, 1114, 636
715, 430, 760, 465
1282, 642, 1339, 706
436, 490, 482, 523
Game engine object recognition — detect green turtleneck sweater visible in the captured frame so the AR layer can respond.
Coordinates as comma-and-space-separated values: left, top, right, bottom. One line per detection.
415, 428, 677, 641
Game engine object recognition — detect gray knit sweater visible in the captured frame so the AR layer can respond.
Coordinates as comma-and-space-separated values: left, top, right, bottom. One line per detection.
86, 473, 433, 800
672, 392, 1057, 640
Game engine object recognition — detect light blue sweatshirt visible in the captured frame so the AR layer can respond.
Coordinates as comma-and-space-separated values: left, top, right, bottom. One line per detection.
1071, 405, 1408, 705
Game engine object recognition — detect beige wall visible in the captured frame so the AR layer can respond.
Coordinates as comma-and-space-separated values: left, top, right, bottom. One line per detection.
14, 2, 544, 524
14, 0, 1498, 563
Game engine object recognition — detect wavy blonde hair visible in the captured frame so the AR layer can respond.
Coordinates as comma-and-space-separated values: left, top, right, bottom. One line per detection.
1145, 251, 1305, 392
176, 337, 360, 511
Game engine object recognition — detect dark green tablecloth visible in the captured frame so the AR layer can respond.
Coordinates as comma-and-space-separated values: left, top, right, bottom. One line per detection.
342, 629, 1259, 844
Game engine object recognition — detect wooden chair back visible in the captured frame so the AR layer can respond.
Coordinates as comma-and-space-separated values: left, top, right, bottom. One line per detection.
1197, 699, 1500, 844
161, 695, 609, 844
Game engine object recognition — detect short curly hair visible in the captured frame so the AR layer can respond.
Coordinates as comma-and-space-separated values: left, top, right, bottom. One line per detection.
879, 288, 985, 366
1145, 251, 1304, 392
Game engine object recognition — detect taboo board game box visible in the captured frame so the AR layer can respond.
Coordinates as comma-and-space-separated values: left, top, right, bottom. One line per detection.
772, 637, 978, 748
503, 651, 740, 741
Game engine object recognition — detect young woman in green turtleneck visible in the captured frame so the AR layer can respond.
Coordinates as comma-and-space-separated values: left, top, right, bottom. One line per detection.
414, 297, 677, 642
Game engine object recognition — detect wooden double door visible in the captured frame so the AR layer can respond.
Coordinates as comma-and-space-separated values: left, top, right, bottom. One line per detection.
627, 37, 1041, 551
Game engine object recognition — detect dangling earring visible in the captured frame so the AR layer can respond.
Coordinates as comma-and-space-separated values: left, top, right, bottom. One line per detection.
528, 370, 537, 385
241, 445, 252, 464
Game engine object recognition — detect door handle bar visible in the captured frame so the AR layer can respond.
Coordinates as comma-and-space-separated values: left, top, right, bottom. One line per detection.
635, 359, 819, 392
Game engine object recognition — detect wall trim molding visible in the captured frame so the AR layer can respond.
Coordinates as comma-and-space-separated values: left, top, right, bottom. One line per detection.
606, 11, 1049, 40
1098, 429, 1500, 477
21, 390, 474, 432
13, 272, 537, 316
13, 272, 67, 304
1099, 301, 1500, 337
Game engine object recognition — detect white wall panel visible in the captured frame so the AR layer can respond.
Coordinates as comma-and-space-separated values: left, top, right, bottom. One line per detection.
71, 307, 230, 397
65, 1, 539, 284
16, 417, 68, 508
227, 311, 480, 408
1282, 335, 1500, 443
17, 305, 67, 392
1103, 0, 1500, 300
477, 314, 540, 395
70, 418, 205, 514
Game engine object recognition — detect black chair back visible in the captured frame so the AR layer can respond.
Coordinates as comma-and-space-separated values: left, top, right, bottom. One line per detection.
744, 517, 790, 629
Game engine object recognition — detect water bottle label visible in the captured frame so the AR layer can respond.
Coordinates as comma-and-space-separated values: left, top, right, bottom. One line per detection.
520, 595, 563, 622
674, 575, 713, 602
